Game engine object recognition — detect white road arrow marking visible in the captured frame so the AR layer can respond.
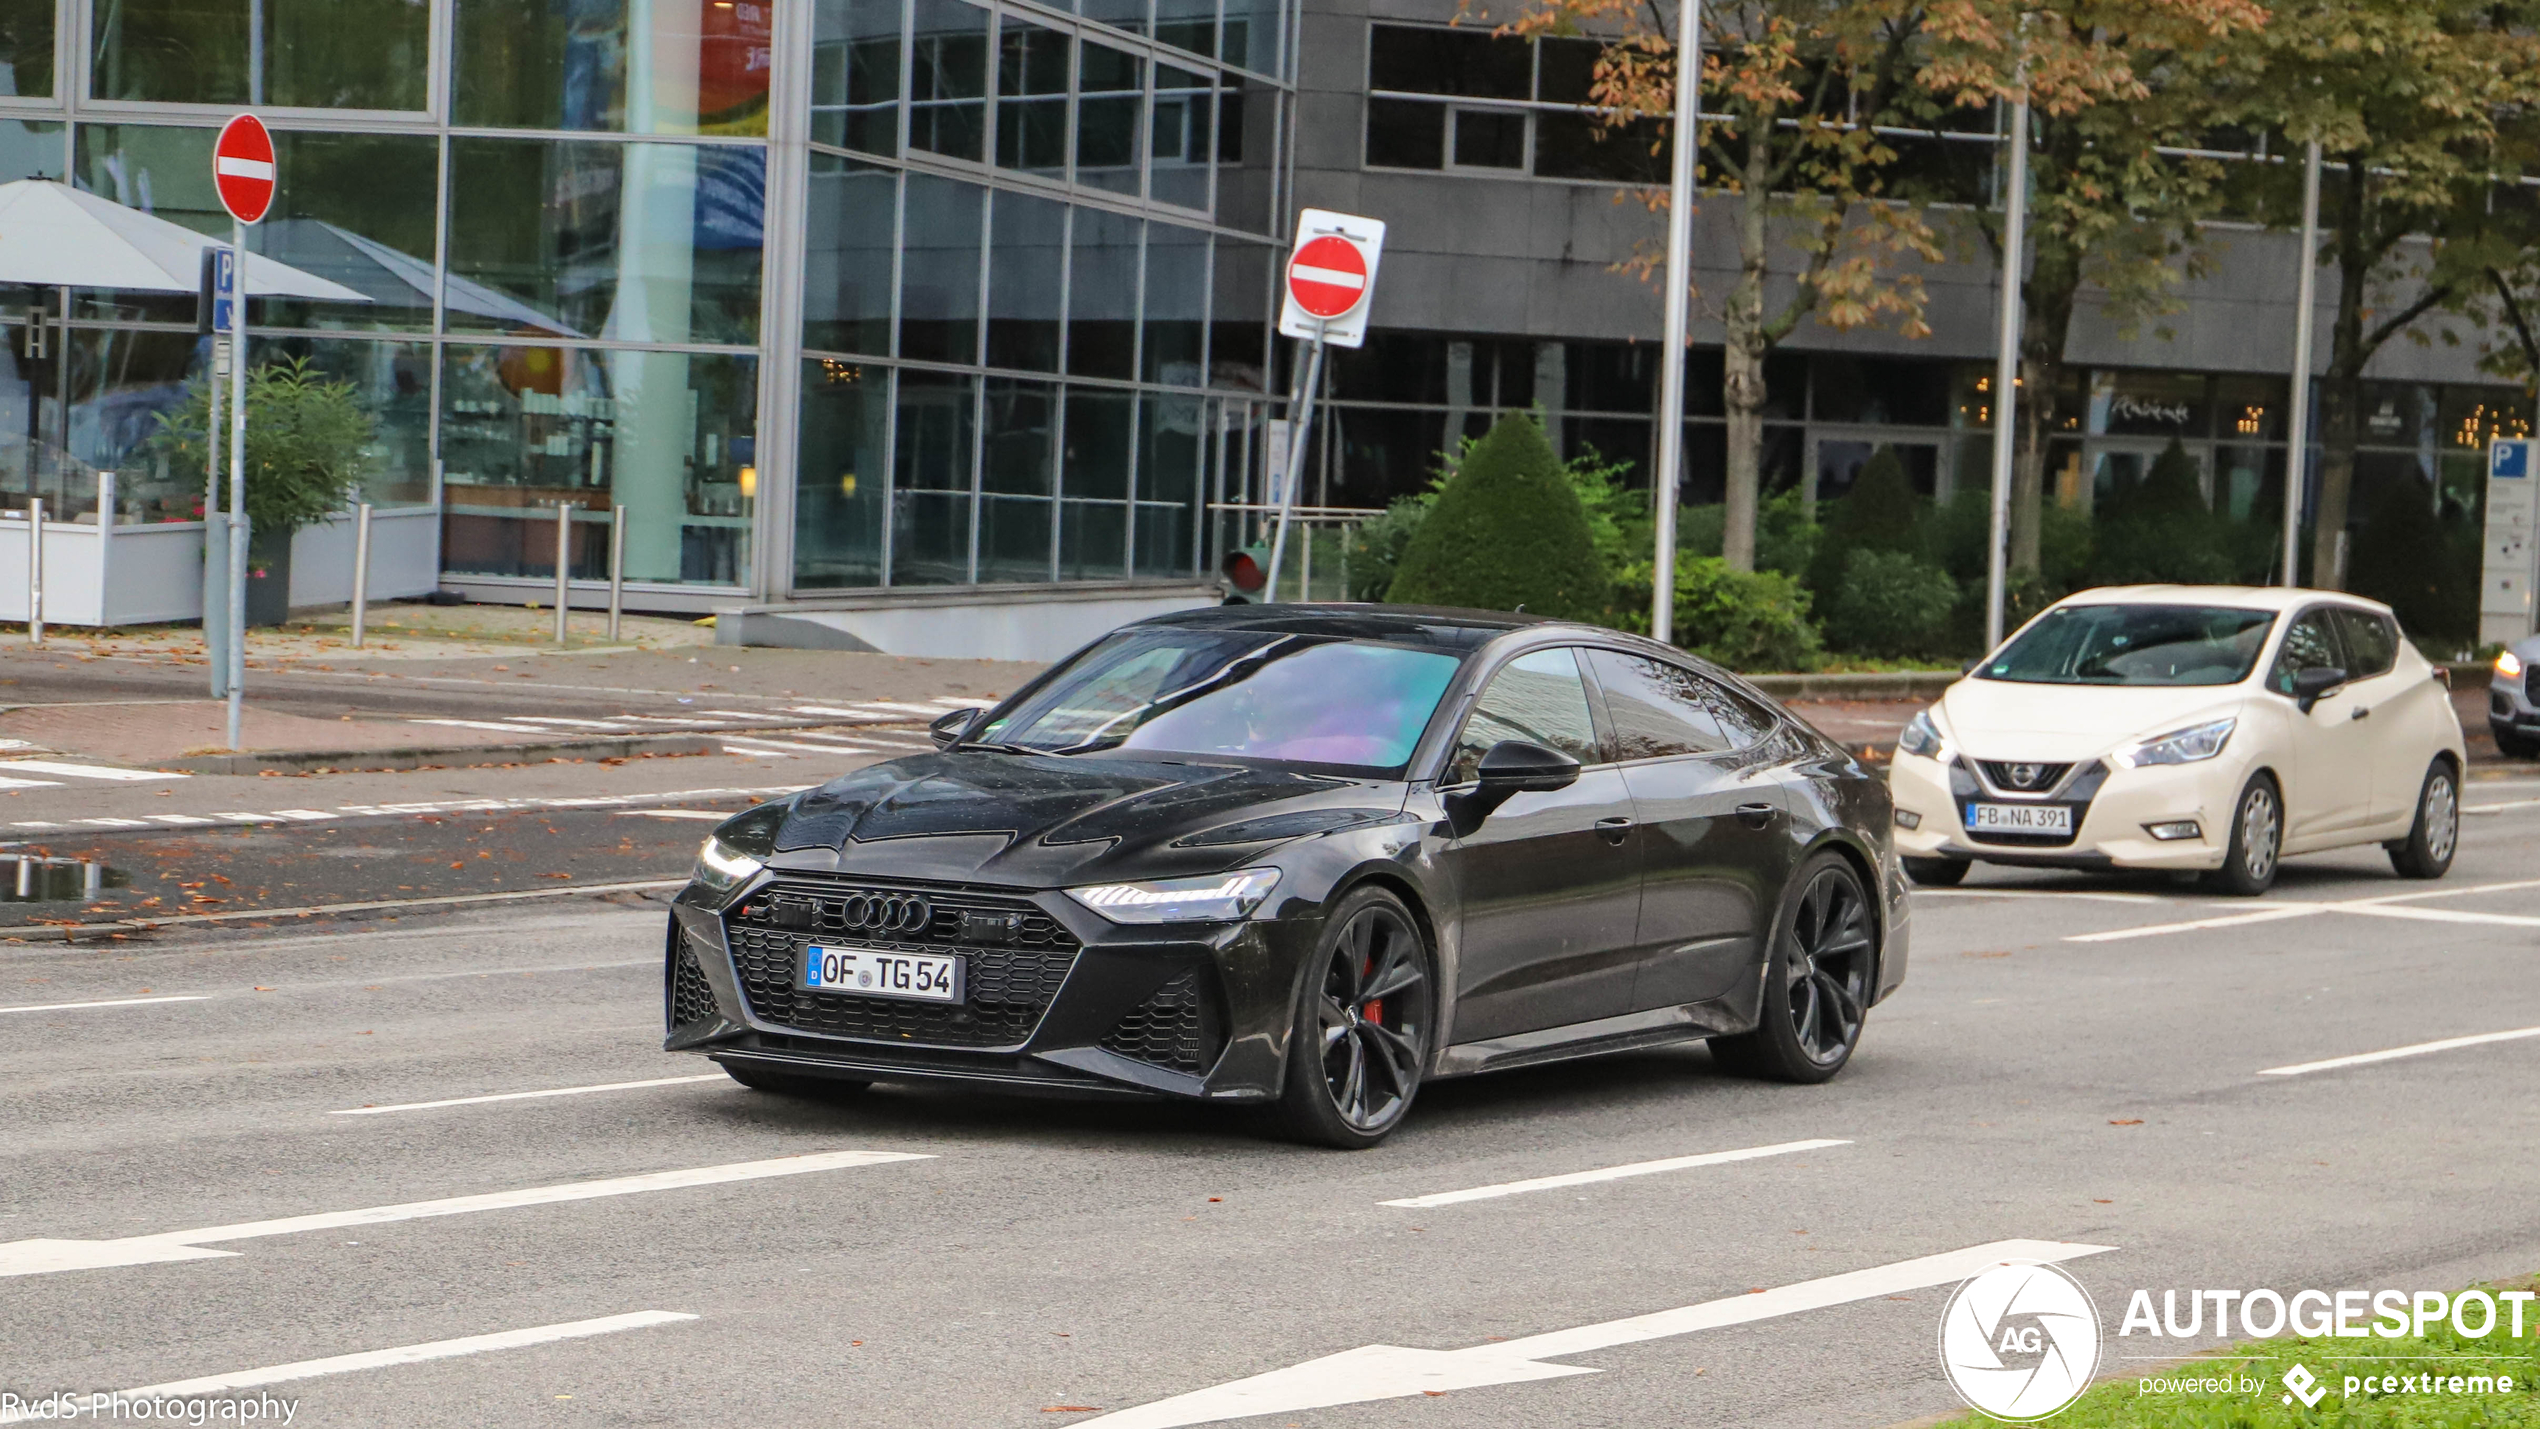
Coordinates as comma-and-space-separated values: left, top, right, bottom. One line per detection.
1082, 1238, 2116, 1429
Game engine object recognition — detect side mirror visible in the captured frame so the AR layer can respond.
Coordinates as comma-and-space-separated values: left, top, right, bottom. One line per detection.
929, 707, 984, 749
2292, 666, 2347, 715
1445, 740, 1580, 835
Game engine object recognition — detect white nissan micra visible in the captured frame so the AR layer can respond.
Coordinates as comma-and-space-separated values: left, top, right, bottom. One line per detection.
1889, 586, 2466, 895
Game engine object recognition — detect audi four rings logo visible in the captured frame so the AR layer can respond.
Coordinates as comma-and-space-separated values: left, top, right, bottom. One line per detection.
836, 892, 933, 934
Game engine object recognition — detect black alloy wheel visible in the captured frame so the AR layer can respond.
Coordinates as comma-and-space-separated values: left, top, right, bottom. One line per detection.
2387, 759, 2459, 880
1274, 886, 1433, 1149
1710, 853, 1877, 1084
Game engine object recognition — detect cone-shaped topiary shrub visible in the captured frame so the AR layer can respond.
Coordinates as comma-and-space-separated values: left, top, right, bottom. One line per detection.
1385, 412, 1608, 619
1808, 444, 1925, 598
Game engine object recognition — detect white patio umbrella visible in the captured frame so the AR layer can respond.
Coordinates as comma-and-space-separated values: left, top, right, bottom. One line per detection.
0, 179, 366, 300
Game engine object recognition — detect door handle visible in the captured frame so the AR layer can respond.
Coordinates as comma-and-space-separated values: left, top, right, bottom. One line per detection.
1595, 815, 1634, 845
1735, 801, 1777, 828
2350, 705, 2371, 721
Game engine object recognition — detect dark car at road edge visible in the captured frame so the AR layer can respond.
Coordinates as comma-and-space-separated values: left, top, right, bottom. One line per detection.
662, 605, 1909, 1147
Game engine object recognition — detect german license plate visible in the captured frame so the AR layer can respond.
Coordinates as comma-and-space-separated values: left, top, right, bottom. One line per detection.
801, 944, 964, 1003
1965, 803, 2071, 834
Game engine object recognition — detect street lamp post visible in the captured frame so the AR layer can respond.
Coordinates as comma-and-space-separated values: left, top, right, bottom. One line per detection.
2282, 139, 2322, 589
1984, 76, 2032, 654
1649, 0, 1703, 645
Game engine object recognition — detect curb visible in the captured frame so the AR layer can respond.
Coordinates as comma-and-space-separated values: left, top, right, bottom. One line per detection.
162, 732, 720, 775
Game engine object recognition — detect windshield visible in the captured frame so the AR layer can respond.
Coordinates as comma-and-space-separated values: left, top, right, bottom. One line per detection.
980, 629, 1463, 772
1980, 604, 2275, 686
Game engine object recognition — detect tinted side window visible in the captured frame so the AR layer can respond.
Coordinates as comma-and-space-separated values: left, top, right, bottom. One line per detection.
1450, 648, 1600, 782
2332, 608, 2398, 678
1710, 681, 1779, 747
2267, 610, 2345, 696
1584, 650, 1729, 758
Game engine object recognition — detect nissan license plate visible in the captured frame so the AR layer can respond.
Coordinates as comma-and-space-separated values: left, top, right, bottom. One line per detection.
1964, 803, 2071, 835
801, 944, 965, 1004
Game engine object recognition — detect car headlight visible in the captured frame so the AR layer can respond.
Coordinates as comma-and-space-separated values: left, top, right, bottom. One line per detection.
1899, 709, 1947, 760
2501, 649, 2526, 679
1066, 868, 1282, 923
693, 835, 764, 892
2112, 717, 2236, 769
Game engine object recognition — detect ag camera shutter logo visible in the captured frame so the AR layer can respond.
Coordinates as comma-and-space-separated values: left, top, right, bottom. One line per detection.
1938, 1261, 2103, 1421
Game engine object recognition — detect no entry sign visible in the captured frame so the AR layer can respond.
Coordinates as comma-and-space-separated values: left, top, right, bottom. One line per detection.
213, 113, 276, 226
1277, 209, 1385, 349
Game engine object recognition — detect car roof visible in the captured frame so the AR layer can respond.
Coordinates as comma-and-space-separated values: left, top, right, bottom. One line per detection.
1133, 602, 1567, 654
2044, 585, 2394, 617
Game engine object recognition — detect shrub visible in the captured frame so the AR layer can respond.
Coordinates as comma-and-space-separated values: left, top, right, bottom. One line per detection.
2087, 438, 2233, 586
1350, 439, 1644, 603
1808, 444, 1925, 597
1676, 488, 1820, 578
144, 356, 373, 536
1385, 413, 1609, 619
1612, 555, 1822, 672
1344, 495, 1430, 601
1825, 548, 1959, 657
2349, 475, 2478, 646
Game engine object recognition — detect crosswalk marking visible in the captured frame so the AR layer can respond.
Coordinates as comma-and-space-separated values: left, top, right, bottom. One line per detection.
409, 718, 554, 734
0, 759, 182, 782
0, 786, 810, 840
722, 738, 877, 758
0, 775, 61, 789
145, 814, 217, 826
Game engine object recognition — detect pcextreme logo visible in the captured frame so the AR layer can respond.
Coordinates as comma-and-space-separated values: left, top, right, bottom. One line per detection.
1938, 1261, 2104, 1422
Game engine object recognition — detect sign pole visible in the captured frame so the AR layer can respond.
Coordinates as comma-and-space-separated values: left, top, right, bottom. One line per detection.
1650, 0, 1702, 644
225, 221, 249, 750
1266, 330, 1326, 603
2282, 139, 2321, 589
1984, 66, 2031, 654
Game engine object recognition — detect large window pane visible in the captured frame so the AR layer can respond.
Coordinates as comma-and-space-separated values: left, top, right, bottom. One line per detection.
439, 345, 757, 585
995, 15, 1069, 177
1151, 64, 1212, 211
1365, 99, 1444, 169
1061, 388, 1129, 579
0, 121, 59, 182
447, 137, 765, 345
93, 0, 426, 108
60, 329, 202, 522
1209, 237, 1269, 391
804, 154, 897, 356
909, 0, 988, 162
899, 172, 982, 363
0, 0, 53, 97
455, 0, 774, 134
980, 377, 1053, 580
1067, 206, 1137, 378
987, 190, 1064, 371
70, 124, 217, 323
1143, 223, 1206, 384
813, 0, 902, 156
892, 368, 976, 584
1135, 389, 1201, 572
1077, 41, 1145, 196
1081, 0, 1146, 38
795, 357, 889, 588
246, 336, 435, 507
1154, 0, 1213, 58
1222, 0, 1281, 79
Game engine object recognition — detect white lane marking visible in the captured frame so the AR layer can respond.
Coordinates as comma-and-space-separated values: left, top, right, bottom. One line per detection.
613, 809, 730, 821
0, 879, 688, 940
1915, 889, 2165, 903
78, 817, 154, 828
2259, 1024, 2540, 1077
0, 995, 213, 1015
2465, 797, 2540, 815
2067, 905, 2321, 943
0, 775, 62, 789
407, 718, 557, 734
723, 737, 881, 757
1381, 1139, 1849, 1208
1083, 1239, 2117, 1428
2068, 876, 2540, 943
0, 1312, 698, 1422
331, 1073, 725, 1115
0, 1149, 931, 1277
0, 759, 181, 781
500, 716, 626, 729
702, 709, 786, 719
2334, 903, 2540, 929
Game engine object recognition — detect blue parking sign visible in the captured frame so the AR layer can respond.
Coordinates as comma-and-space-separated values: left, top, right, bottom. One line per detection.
2493, 439, 2531, 479
212, 247, 236, 334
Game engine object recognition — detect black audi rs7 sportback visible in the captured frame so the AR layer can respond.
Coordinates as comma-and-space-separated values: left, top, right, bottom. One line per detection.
665, 605, 1907, 1147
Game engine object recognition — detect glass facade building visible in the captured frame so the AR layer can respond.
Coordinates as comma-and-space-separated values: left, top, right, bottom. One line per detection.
0, 0, 1294, 607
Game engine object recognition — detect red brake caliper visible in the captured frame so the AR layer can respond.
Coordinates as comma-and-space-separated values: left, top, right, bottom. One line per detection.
1361, 954, 1380, 1027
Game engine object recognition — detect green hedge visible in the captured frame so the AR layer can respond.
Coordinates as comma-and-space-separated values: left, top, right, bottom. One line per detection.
1386, 413, 1609, 620
1611, 556, 1822, 672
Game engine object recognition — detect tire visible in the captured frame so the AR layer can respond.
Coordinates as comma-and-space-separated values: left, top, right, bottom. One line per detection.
1902, 856, 1970, 887
1272, 886, 1434, 1150
719, 1060, 871, 1097
2496, 728, 2538, 760
1708, 853, 1877, 1085
2387, 759, 2460, 880
2203, 774, 2283, 897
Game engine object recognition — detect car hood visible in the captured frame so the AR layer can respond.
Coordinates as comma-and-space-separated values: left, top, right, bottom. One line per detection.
1938, 678, 2248, 762
766, 752, 1408, 887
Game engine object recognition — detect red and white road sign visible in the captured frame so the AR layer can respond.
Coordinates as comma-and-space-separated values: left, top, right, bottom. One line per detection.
213, 114, 276, 225
1287, 235, 1368, 320
1277, 210, 1387, 349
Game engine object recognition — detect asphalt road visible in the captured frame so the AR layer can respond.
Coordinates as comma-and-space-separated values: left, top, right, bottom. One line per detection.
5, 782, 2540, 1427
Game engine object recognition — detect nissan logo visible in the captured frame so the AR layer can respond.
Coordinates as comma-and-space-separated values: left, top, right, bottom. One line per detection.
836, 891, 933, 935
2006, 763, 2047, 790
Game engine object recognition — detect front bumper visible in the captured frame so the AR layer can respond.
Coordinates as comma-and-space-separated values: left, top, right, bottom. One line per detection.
1890, 751, 2234, 871
2491, 674, 2540, 740
662, 873, 1317, 1102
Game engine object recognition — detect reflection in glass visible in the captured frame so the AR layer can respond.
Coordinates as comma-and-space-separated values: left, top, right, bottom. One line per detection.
41, 329, 202, 521
795, 358, 889, 588
1080, 0, 1146, 37
1078, 42, 1145, 196
996, 16, 1070, 176
0, 121, 59, 183
456, 0, 774, 134
92, 0, 427, 108
986, 190, 1064, 371
243, 131, 442, 333
1209, 238, 1269, 391
248, 336, 435, 507
1136, 388, 1201, 573
899, 172, 982, 363
1222, 0, 1280, 78
1068, 207, 1138, 379
909, 0, 989, 162
893, 369, 976, 584
1151, 65, 1213, 210
980, 377, 1053, 581
447, 137, 765, 346
1061, 387, 1131, 578
439, 345, 758, 585
1143, 224, 1206, 384
804, 154, 898, 356
813, 0, 903, 155
0, 0, 51, 97
1153, 0, 1213, 57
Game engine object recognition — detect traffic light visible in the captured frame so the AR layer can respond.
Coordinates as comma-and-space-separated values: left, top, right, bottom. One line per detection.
1221, 543, 1270, 597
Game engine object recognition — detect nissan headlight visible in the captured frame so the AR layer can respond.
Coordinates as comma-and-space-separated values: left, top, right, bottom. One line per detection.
2501, 649, 2526, 679
1067, 869, 1282, 923
1899, 709, 1947, 760
2113, 717, 2236, 769
693, 835, 764, 892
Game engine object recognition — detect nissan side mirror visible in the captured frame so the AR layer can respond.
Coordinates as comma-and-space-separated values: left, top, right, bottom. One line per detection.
2292, 666, 2347, 715
929, 707, 984, 748
1445, 740, 1580, 835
